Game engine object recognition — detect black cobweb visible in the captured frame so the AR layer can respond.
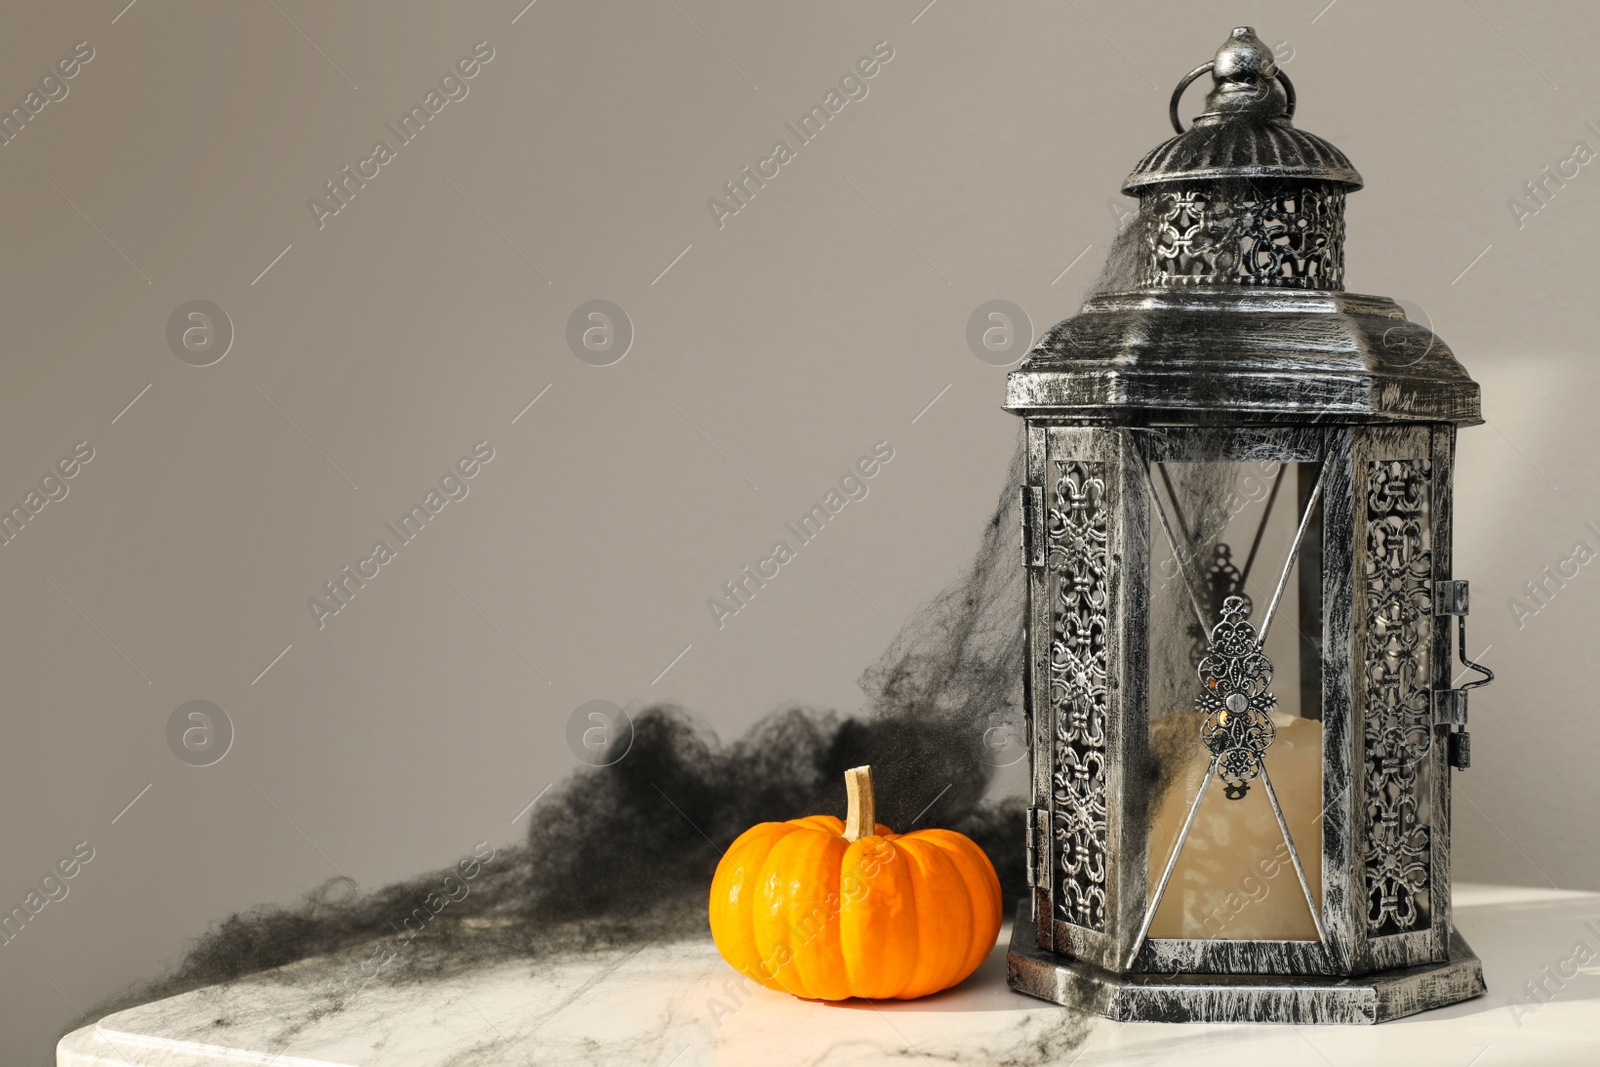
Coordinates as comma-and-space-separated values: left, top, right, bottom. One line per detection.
81, 447, 1032, 1026
80, 214, 1166, 1036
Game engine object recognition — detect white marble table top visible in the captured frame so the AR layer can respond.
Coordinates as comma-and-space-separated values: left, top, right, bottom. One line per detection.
59, 884, 1600, 1066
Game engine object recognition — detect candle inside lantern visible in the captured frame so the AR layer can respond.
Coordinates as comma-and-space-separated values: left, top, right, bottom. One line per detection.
1146, 709, 1323, 940
1137, 455, 1325, 943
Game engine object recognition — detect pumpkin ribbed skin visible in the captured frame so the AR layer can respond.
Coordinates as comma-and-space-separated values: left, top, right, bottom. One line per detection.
709, 813, 1002, 1001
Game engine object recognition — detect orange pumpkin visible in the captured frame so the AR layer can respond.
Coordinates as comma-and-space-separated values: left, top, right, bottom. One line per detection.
709, 765, 1002, 1000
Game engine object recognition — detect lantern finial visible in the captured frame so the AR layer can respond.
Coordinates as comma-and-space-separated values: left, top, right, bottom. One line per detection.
1199, 27, 1288, 125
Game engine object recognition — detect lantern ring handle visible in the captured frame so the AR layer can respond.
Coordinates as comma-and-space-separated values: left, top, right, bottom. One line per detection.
1168, 62, 1296, 135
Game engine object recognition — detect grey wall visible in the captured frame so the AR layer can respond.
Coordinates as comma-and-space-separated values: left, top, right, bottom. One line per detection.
2, 1, 1597, 1062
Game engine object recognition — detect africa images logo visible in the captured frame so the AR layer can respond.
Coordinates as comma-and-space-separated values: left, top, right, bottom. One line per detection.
706, 41, 895, 230
706, 442, 894, 629
307, 442, 495, 630
307, 41, 496, 231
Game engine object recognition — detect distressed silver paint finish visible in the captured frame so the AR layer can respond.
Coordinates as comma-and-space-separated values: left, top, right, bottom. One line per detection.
1046, 459, 1110, 932
1362, 458, 1435, 937
1027, 428, 1147, 972
1008, 904, 1486, 1025
1004, 25, 1491, 1023
1139, 185, 1348, 289
1004, 289, 1482, 426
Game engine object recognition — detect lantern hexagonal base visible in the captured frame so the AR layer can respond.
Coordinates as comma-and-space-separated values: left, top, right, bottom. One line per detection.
1006, 906, 1485, 1024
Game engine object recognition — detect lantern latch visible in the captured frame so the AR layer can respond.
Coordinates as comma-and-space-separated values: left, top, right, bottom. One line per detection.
1430, 580, 1492, 770
1020, 485, 1045, 568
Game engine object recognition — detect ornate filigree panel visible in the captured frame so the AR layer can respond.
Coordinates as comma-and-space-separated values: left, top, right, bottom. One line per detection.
1139, 183, 1346, 290
1363, 460, 1433, 936
1046, 460, 1109, 931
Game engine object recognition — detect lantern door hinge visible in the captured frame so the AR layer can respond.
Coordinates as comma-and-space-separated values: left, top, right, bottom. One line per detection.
1434, 579, 1470, 615
1432, 688, 1469, 726
1020, 485, 1045, 568
1025, 805, 1049, 888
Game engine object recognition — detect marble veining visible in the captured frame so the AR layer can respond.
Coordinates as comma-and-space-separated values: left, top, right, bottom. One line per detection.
60, 886, 1600, 1066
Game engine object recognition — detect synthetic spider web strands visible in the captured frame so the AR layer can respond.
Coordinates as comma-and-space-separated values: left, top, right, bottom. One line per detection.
83, 441, 1042, 1030
1136, 452, 1330, 950
81, 209, 1169, 1036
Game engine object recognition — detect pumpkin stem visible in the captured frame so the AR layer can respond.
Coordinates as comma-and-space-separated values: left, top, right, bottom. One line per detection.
843, 765, 876, 842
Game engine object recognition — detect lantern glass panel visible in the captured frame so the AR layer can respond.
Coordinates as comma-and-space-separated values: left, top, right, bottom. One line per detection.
1143, 458, 1326, 941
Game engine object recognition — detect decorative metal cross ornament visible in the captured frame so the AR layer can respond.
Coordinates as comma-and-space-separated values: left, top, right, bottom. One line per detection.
1005, 27, 1494, 1024
1196, 596, 1276, 801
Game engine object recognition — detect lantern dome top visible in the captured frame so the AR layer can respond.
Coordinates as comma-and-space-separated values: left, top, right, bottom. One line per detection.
1123, 27, 1363, 196
1006, 26, 1481, 427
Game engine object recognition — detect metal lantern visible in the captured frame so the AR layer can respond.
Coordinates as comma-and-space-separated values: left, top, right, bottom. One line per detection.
1004, 27, 1494, 1024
